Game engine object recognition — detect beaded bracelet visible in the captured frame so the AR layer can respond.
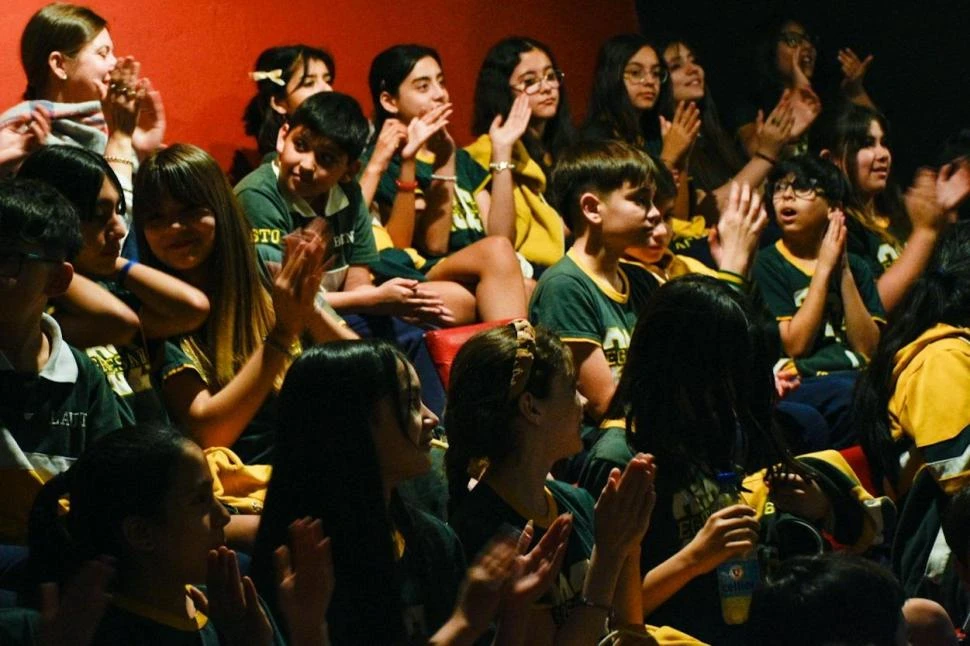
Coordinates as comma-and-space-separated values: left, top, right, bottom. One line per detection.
104, 155, 135, 168
395, 178, 418, 192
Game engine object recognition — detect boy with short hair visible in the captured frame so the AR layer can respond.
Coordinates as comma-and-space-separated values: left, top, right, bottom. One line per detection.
753, 155, 884, 447
0, 178, 122, 543
234, 91, 448, 413
530, 139, 661, 422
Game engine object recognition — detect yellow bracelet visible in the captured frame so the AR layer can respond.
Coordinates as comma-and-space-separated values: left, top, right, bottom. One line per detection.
104, 155, 135, 168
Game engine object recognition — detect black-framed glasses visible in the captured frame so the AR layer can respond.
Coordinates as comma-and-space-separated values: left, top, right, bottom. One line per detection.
623, 67, 669, 85
510, 69, 565, 95
0, 249, 60, 278
778, 31, 819, 48
773, 178, 825, 200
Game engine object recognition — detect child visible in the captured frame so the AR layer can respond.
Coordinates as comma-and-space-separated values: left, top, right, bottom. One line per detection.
753, 154, 884, 447
361, 44, 529, 322
24, 426, 307, 645
251, 341, 548, 644
466, 36, 574, 272
133, 143, 348, 465
529, 139, 661, 423
18, 145, 210, 425
0, 178, 122, 544
446, 320, 659, 643
583, 274, 893, 645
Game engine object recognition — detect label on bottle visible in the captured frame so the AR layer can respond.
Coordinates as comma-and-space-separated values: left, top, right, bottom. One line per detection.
717, 557, 760, 597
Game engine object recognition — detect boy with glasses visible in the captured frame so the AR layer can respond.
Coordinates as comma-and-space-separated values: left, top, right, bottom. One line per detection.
753, 155, 883, 447
0, 178, 121, 544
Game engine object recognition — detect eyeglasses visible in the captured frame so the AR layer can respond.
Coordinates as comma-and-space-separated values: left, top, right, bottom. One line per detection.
623, 67, 669, 85
773, 179, 826, 200
0, 249, 60, 278
510, 69, 565, 95
778, 31, 819, 48
143, 206, 212, 230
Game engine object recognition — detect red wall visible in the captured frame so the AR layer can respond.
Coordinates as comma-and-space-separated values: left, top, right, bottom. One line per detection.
2, 1, 637, 169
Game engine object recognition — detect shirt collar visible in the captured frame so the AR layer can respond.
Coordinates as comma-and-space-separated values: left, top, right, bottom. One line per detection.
0, 314, 79, 383
273, 160, 350, 219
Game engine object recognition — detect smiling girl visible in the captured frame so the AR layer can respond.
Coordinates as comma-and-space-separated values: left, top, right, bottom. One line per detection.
465, 37, 575, 273
826, 105, 953, 312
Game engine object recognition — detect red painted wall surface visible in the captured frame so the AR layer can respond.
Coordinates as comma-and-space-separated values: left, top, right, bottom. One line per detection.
2, 1, 637, 169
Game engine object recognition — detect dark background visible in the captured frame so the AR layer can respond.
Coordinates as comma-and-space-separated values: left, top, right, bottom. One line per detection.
636, 0, 970, 180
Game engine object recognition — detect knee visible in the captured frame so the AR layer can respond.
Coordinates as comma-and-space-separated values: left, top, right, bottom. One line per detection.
904, 598, 958, 646
479, 236, 519, 273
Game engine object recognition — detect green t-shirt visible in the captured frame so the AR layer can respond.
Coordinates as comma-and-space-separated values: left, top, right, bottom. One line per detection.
234, 160, 379, 291
448, 479, 596, 626
578, 425, 633, 501
845, 214, 902, 280
80, 280, 169, 427
91, 589, 285, 646
366, 147, 490, 255
753, 240, 886, 377
0, 315, 122, 543
157, 340, 278, 465
529, 252, 657, 382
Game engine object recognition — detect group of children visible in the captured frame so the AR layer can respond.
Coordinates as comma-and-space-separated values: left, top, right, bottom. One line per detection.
2, 2, 970, 644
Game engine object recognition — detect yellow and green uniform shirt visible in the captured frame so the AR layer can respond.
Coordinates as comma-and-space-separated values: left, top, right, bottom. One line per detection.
464, 134, 565, 269
235, 160, 379, 292
888, 324, 970, 497
529, 250, 657, 383
0, 314, 122, 543
753, 240, 886, 377
365, 146, 490, 256
845, 209, 903, 280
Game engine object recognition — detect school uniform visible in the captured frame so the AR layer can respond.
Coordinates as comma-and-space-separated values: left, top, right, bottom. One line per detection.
450, 479, 597, 626
465, 134, 565, 270
529, 250, 657, 383
234, 160, 379, 291
0, 315, 122, 543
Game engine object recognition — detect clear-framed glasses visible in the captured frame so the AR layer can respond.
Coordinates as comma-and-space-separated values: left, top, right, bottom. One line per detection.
778, 31, 819, 48
510, 69, 565, 95
773, 178, 825, 200
623, 67, 669, 85
0, 249, 60, 278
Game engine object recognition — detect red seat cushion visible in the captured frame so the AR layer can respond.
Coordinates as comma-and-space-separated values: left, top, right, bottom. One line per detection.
424, 319, 514, 390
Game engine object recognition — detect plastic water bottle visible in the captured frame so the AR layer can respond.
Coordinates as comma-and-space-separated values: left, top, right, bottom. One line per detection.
715, 470, 760, 625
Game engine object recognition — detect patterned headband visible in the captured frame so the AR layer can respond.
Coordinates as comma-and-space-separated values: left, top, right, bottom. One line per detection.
508, 319, 536, 400
250, 69, 285, 87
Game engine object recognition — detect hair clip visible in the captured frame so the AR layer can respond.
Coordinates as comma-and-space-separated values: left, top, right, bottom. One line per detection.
250, 69, 285, 87
508, 319, 536, 400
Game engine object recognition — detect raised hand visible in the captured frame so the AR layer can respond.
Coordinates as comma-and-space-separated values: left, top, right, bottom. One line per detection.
594, 453, 657, 556
272, 236, 325, 343
0, 106, 51, 171
403, 103, 453, 160
37, 557, 115, 646
489, 93, 532, 158
905, 168, 948, 232
102, 56, 146, 139
275, 518, 334, 646
838, 48, 874, 98
507, 515, 570, 608
370, 119, 409, 169
817, 210, 847, 275
755, 91, 795, 156
937, 159, 970, 214
451, 534, 520, 637
711, 181, 768, 275
206, 546, 274, 646
423, 106, 456, 167
787, 49, 821, 139
132, 76, 167, 159
680, 504, 759, 575
659, 101, 701, 169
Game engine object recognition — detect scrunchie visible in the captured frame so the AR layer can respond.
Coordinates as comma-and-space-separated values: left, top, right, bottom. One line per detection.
508, 319, 536, 400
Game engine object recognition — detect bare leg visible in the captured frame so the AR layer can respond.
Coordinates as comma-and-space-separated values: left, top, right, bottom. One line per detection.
421, 280, 477, 325
426, 236, 527, 321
